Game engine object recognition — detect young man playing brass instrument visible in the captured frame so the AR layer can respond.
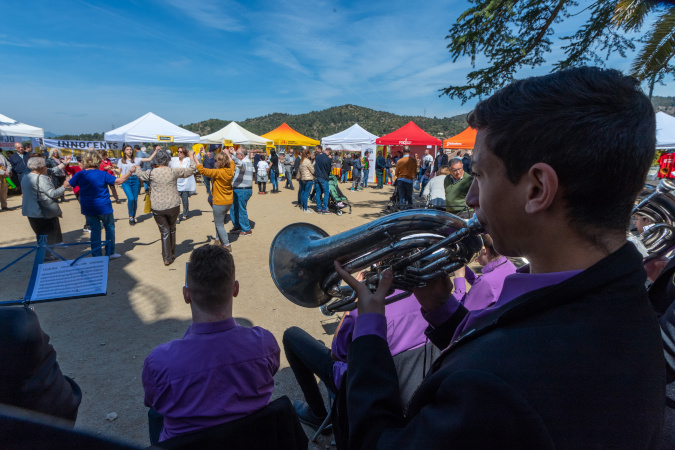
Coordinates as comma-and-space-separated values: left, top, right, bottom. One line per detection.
335, 67, 665, 449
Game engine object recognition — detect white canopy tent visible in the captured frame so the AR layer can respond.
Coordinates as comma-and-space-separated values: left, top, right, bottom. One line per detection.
322, 124, 379, 183
200, 121, 273, 146
104, 112, 199, 144
0, 113, 44, 138
657, 112, 675, 149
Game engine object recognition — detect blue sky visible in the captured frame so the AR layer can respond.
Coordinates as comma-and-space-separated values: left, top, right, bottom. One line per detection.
1, 0, 673, 134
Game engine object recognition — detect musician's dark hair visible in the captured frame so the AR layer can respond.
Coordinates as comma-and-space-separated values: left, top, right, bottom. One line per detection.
482, 234, 501, 260
467, 66, 656, 243
186, 245, 235, 312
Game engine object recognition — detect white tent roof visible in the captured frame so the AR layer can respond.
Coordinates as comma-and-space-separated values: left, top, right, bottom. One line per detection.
0, 113, 44, 138
657, 112, 675, 149
200, 121, 273, 146
321, 123, 379, 146
104, 112, 199, 143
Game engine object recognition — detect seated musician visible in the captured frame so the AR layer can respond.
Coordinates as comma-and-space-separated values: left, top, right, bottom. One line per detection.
335, 67, 665, 449
451, 233, 516, 310
142, 245, 280, 443
0, 307, 82, 423
283, 289, 428, 431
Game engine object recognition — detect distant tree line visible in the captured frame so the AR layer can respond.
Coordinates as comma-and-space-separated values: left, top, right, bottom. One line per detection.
54, 99, 675, 140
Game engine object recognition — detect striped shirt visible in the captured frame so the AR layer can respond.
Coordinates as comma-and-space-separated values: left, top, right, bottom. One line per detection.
232, 156, 254, 189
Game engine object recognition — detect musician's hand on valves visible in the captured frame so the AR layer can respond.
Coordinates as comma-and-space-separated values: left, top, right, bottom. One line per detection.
334, 261, 392, 316
412, 275, 453, 313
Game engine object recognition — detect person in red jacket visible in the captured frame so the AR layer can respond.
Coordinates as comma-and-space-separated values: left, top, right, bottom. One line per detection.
658, 151, 675, 179
64, 161, 90, 232
98, 149, 120, 203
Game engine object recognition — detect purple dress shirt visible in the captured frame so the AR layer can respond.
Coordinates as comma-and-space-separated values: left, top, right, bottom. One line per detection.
142, 318, 280, 442
331, 291, 428, 388
452, 256, 517, 311
355, 267, 583, 350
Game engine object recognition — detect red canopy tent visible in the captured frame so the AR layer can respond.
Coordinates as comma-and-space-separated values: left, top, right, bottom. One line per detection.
376, 121, 442, 159
443, 127, 477, 150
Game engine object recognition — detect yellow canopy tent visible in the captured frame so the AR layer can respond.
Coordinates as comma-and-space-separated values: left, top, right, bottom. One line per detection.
261, 123, 319, 146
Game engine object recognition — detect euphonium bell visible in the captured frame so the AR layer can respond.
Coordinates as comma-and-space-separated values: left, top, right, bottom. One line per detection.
269, 210, 484, 313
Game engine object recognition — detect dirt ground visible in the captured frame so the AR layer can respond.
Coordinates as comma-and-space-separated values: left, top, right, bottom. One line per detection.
0, 178, 408, 448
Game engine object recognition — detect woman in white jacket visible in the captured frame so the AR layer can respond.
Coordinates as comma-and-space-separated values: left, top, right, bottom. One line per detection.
170, 146, 197, 222
422, 166, 450, 209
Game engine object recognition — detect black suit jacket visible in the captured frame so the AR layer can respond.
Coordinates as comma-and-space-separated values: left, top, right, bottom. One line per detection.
0, 308, 81, 422
9, 152, 29, 179
347, 244, 665, 449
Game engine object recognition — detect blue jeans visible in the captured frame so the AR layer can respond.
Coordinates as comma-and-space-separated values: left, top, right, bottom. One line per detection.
270, 171, 278, 191
397, 180, 413, 208
419, 179, 429, 197
203, 176, 212, 195
300, 180, 313, 210
86, 213, 115, 256
362, 169, 369, 188
284, 168, 294, 188
386, 169, 393, 185
121, 176, 140, 218
232, 188, 252, 232
340, 171, 348, 183
315, 178, 329, 211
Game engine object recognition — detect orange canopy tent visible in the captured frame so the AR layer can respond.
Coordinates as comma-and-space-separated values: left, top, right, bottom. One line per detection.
442, 127, 477, 149
261, 123, 319, 146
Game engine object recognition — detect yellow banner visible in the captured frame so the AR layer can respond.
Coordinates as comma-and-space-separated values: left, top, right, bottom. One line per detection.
223, 140, 233, 146
157, 135, 174, 142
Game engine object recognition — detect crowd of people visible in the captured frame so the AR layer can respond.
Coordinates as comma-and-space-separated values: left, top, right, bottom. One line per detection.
1, 67, 675, 449
2, 143, 265, 264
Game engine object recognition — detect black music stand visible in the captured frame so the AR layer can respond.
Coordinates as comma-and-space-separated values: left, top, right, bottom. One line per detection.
0, 235, 109, 307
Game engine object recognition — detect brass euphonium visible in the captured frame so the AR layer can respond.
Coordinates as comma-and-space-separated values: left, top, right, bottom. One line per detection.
269, 210, 485, 315
633, 178, 675, 260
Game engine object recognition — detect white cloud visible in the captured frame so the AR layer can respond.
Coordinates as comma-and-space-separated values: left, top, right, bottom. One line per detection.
162, 0, 245, 32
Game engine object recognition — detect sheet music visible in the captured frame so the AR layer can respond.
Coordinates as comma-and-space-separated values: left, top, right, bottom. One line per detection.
31, 257, 108, 301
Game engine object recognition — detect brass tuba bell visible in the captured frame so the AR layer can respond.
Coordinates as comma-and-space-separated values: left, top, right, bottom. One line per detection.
269, 210, 484, 314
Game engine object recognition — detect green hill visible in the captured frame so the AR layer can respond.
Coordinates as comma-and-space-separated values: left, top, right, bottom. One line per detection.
180, 104, 468, 140
54, 97, 675, 141
652, 96, 675, 115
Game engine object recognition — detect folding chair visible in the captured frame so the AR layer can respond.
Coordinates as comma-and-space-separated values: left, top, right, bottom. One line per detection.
310, 389, 336, 442
153, 396, 307, 450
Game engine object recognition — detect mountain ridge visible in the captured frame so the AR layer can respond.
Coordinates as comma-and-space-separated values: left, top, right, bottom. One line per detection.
53, 97, 675, 141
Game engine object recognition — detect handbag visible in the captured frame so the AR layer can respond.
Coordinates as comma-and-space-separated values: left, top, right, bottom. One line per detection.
36, 175, 62, 219
144, 168, 153, 213
144, 193, 152, 214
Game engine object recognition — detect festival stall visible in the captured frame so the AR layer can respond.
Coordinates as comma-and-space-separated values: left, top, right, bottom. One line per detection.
376, 121, 442, 160
261, 123, 319, 148
657, 112, 675, 149
200, 121, 273, 148
655, 112, 675, 179
104, 112, 200, 150
322, 123, 379, 182
442, 127, 477, 152
0, 113, 44, 153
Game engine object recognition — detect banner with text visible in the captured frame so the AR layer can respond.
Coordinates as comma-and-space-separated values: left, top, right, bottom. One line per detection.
0, 135, 21, 151
43, 139, 124, 150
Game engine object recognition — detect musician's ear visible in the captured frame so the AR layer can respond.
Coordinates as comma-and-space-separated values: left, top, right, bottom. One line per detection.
232, 280, 239, 298
183, 286, 191, 305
